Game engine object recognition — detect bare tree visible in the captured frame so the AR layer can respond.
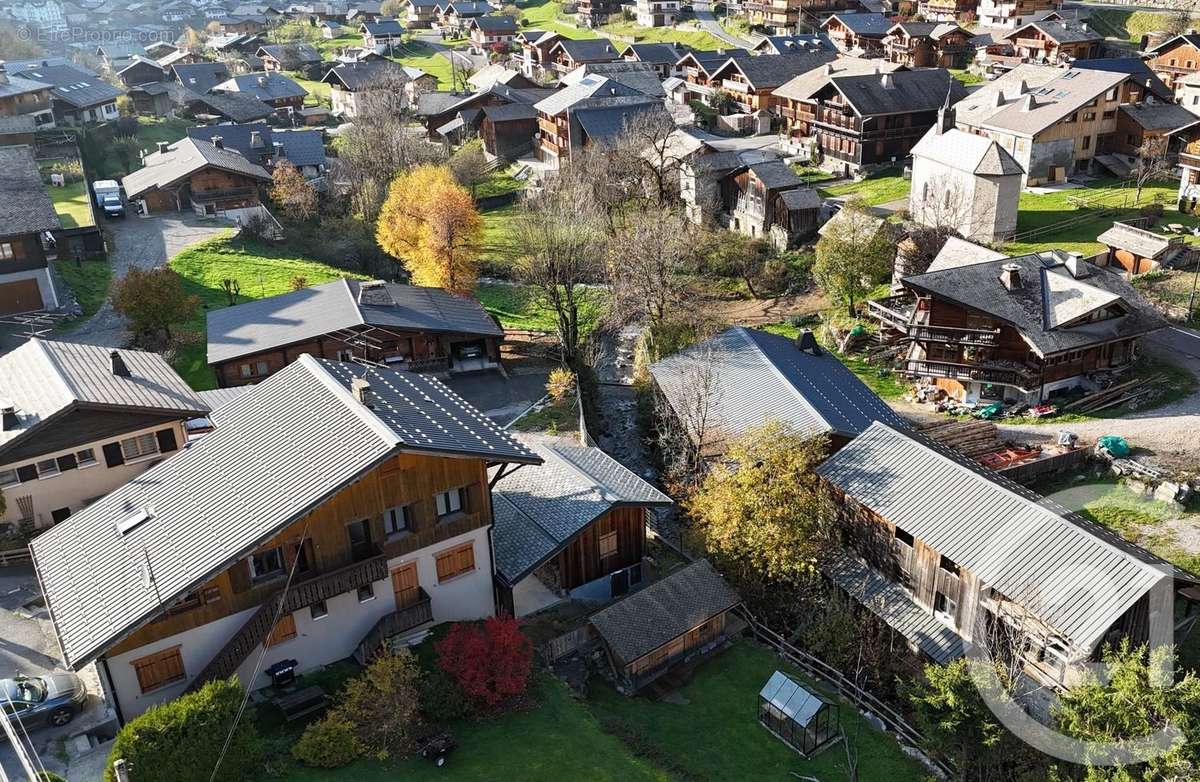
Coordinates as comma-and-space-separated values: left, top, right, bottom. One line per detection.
617, 110, 688, 206
1167, 8, 1195, 35
608, 206, 693, 325
1132, 138, 1173, 205
652, 341, 723, 486
449, 139, 489, 197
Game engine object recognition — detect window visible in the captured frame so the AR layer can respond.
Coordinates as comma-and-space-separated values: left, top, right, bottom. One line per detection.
1063, 113, 1076, 124
35, 458, 59, 479
266, 613, 297, 647
0, 243, 13, 260
384, 505, 413, 537
357, 584, 375, 602
1103, 109, 1116, 119
76, 448, 96, 468
933, 592, 958, 624
50, 507, 71, 524
238, 360, 271, 379
249, 546, 285, 580
1106, 86, 1118, 101
347, 518, 373, 561
1083, 111, 1095, 122
893, 528, 914, 587
310, 600, 328, 620
435, 542, 476, 582
435, 487, 465, 518
0, 469, 17, 487
599, 529, 618, 559
131, 646, 186, 693
120, 433, 159, 462
336, 349, 353, 361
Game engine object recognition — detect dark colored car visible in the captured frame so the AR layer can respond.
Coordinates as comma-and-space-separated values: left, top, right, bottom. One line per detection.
100, 194, 125, 218
0, 673, 88, 737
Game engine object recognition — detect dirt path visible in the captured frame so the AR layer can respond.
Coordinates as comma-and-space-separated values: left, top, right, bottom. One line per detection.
701, 290, 828, 326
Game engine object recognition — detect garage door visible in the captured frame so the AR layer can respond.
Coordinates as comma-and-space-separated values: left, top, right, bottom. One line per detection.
0, 278, 44, 316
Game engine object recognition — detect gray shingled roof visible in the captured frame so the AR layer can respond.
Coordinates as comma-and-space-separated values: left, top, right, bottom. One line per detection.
552, 38, 621, 64
1009, 20, 1100, 45
911, 125, 1024, 176
901, 251, 1166, 356
772, 56, 901, 102
0, 73, 52, 100
0, 339, 207, 458
213, 72, 308, 101
185, 123, 326, 168
624, 42, 688, 65
1119, 102, 1198, 133
926, 236, 1006, 273
818, 422, 1190, 654
649, 326, 908, 448
753, 34, 833, 54
19, 64, 123, 109
185, 91, 275, 122
831, 69, 963, 117
361, 17, 405, 35
122, 137, 271, 200
562, 61, 665, 98
590, 559, 740, 663
205, 278, 501, 364
257, 42, 322, 66
472, 13, 516, 31
825, 12, 892, 36
574, 100, 664, 144
492, 435, 671, 585
0, 114, 37, 136
0, 145, 60, 238
321, 58, 408, 90
534, 74, 641, 115
31, 355, 539, 670
711, 50, 836, 91
748, 159, 804, 189
824, 553, 964, 664
173, 62, 233, 94
1073, 57, 1173, 101
1096, 221, 1178, 260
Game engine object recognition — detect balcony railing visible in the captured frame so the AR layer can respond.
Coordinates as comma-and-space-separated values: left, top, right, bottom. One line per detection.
905, 359, 1038, 388
353, 588, 434, 665
1179, 152, 1200, 169
908, 324, 1002, 347
868, 295, 915, 331
721, 79, 750, 93
191, 186, 257, 202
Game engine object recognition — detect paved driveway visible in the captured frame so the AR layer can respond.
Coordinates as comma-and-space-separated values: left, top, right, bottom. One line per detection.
64, 213, 232, 348
692, 1, 754, 48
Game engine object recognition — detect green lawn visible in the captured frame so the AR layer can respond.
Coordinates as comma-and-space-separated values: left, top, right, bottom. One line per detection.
168, 235, 365, 389
293, 76, 330, 104
586, 641, 928, 782
93, 117, 190, 179
475, 280, 608, 335
53, 258, 111, 319
475, 166, 526, 200
761, 320, 908, 399
316, 31, 359, 55
950, 68, 983, 86
599, 19, 724, 50
819, 167, 910, 207
519, 0, 600, 39
388, 40, 454, 88
480, 202, 522, 266
1088, 9, 1176, 43
50, 181, 94, 228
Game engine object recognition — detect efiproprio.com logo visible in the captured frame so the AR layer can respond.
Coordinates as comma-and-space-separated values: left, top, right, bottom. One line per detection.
961, 480, 1182, 767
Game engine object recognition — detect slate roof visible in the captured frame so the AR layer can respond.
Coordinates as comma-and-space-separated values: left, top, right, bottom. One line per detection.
0, 339, 207, 458
1008, 20, 1100, 45
561, 61, 665, 97
752, 34, 833, 54
824, 553, 964, 663
649, 326, 907, 448
482, 102, 538, 122
186, 123, 326, 168
825, 12, 892, 37
0, 145, 59, 238
257, 42, 323, 66
0, 73, 53, 99
888, 21, 937, 37
116, 55, 168, 79
472, 13, 516, 31
552, 38, 621, 63
747, 159, 804, 189
773, 56, 901, 102
206, 278, 502, 364
122, 137, 272, 199
710, 50, 837, 91
574, 100, 665, 145
818, 422, 1193, 654
19, 64, 123, 109
323, 58, 408, 90
591, 560, 740, 663
361, 18, 405, 35
1119, 101, 1198, 132
534, 73, 640, 115
624, 42, 688, 64
926, 236, 1006, 273
0, 114, 36, 136
901, 251, 1167, 356
185, 91, 275, 122
31, 355, 538, 670
1096, 221, 1179, 260
958, 67, 1125, 137
173, 61, 232, 94
831, 69, 963, 117
1073, 57, 1172, 101
778, 187, 822, 210
492, 435, 671, 585
911, 125, 1024, 176
1148, 33, 1200, 55
213, 72, 308, 101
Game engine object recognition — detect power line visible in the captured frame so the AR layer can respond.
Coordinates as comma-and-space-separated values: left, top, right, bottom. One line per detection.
1, 684, 49, 782
0, 704, 39, 782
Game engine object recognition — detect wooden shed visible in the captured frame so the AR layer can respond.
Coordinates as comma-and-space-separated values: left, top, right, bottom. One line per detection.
1096, 221, 1187, 275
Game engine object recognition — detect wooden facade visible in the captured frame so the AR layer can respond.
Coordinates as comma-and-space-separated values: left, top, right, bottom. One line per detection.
1005, 24, 1100, 64
883, 26, 972, 68
139, 166, 265, 215
742, 0, 856, 35
1146, 36, 1200, 92
543, 506, 644, 592
107, 451, 491, 658
823, 17, 887, 57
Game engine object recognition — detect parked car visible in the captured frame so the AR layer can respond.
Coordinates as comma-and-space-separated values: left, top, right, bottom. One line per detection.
99, 194, 125, 218
0, 673, 88, 737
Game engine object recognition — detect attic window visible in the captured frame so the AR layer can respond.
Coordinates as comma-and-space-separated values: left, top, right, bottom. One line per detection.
117, 509, 152, 535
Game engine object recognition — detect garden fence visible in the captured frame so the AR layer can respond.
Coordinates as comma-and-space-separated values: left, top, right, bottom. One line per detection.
0, 546, 31, 568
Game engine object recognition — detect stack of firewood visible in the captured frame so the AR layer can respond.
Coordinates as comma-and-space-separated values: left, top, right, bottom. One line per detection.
916, 419, 1007, 459
1060, 374, 1166, 414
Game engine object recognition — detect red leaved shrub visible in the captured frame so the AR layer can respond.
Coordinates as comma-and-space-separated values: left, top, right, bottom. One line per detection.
435, 616, 533, 709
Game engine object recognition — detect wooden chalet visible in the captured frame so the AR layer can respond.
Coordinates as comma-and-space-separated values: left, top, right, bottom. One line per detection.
915, 0, 974, 22
1003, 20, 1101, 65
121, 137, 271, 218
819, 422, 1200, 690
360, 18, 406, 49
870, 250, 1168, 403
882, 22, 972, 68
575, 0, 621, 26
822, 13, 892, 56
741, 0, 856, 36
256, 42, 323, 73
1096, 221, 1188, 275
1144, 33, 1200, 93
547, 39, 621, 76
30, 357, 541, 721
0, 146, 60, 315
468, 14, 518, 50
705, 51, 836, 115
210, 72, 307, 111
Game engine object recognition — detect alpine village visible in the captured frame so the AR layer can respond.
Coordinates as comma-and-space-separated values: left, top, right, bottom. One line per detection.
4, 0, 1200, 779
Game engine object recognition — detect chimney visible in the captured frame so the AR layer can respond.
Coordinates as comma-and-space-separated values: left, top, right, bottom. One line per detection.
823, 62, 833, 75
999, 262, 1022, 291
211, 135, 224, 149
795, 328, 822, 356
992, 90, 1005, 108
874, 59, 882, 74
1016, 78, 1028, 95
1065, 251, 1088, 278
250, 129, 263, 147
257, 75, 268, 86
1020, 94, 1036, 112
156, 141, 169, 154
880, 72, 894, 89
1080, 21, 1087, 31
350, 376, 371, 404
0, 401, 17, 431
110, 350, 131, 377
273, 140, 284, 160
0, 68, 8, 86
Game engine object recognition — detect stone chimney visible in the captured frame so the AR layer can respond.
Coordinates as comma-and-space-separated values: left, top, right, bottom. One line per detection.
211, 135, 224, 149
250, 129, 263, 147
110, 350, 130, 377
1020, 94, 1036, 112
156, 141, 170, 154
351, 376, 371, 404
0, 401, 18, 432
881, 72, 894, 89
993, 90, 1005, 107
1065, 251, 1088, 278
1000, 262, 1022, 291
823, 62, 833, 75
795, 328, 822, 356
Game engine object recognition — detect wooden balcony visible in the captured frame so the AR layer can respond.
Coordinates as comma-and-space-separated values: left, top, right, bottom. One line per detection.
868, 295, 915, 332
191, 186, 257, 203
353, 588, 434, 665
909, 324, 1002, 347
905, 358, 1038, 388
1179, 152, 1200, 170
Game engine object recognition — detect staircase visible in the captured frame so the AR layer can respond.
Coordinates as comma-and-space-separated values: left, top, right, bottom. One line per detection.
353, 588, 434, 665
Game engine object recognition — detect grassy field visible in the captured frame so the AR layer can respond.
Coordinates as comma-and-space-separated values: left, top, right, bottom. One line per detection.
1088, 9, 1176, 43
519, 0, 600, 39
819, 167, 910, 207
50, 181, 94, 228
480, 202, 521, 265
388, 40, 455, 88
475, 280, 608, 335
92, 117, 190, 179
168, 236, 364, 389
599, 19, 723, 50
315, 31, 359, 55
475, 166, 526, 200
293, 76, 330, 103
761, 320, 908, 399
950, 68, 984, 86
53, 258, 111, 320
1134, 269, 1200, 324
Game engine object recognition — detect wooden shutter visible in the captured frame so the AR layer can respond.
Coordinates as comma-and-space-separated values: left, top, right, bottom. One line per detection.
155, 428, 178, 453
435, 543, 475, 582
102, 442, 125, 468
265, 613, 297, 648
131, 646, 186, 693
228, 560, 252, 593
391, 563, 420, 607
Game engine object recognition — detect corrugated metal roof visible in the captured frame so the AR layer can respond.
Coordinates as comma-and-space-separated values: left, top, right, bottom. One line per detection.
824, 553, 964, 664
0, 339, 208, 458
590, 559, 740, 663
492, 435, 671, 584
649, 327, 907, 448
32, 355, 539, 669
817, 422, 1184, 653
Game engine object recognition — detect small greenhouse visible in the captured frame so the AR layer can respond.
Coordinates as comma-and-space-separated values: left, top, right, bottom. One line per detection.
757, 671, 840, 757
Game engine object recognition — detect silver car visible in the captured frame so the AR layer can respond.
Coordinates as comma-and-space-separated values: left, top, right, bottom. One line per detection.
0, 673, 88, 736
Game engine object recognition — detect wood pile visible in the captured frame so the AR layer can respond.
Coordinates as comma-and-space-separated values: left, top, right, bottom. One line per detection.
916, 420, 1007, 459
1060, 374, 1166, 414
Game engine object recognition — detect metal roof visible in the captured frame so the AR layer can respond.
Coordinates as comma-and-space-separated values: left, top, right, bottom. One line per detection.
824, 553, 964, 664
492, 435, 671, 585
817, 422, 1187, 654
649, 326, 907, 448
186, 123, 326, 168
831, 69, 965, 118
0, 145, 60, 237
824, 12, 892, 36
0, 338, 208, 458
759, 671, 828, 725
212, 72, 308, 101
773, 56, 901, 102
590, 559, 740, 663
20, 64, 123, 109
710, 50, 837, 91
1096, 221, 1178, 260
172, 62, 232, 94
31, 355, 538, 669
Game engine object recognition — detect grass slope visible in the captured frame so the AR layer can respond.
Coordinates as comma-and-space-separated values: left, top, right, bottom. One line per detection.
599, 19, 724, 50
475, 280, 608, 335
389, 40, 455, 88
520, 0, 600, 39
819, 167, 910, 207
1088, 9, 1176, 43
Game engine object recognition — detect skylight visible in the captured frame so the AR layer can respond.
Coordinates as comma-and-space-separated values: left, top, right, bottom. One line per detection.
116, 508, 151, 535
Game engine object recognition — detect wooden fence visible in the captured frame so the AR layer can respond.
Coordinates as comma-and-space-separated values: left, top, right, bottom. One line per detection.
0, 546, 32, 567
543, 625, 594, 661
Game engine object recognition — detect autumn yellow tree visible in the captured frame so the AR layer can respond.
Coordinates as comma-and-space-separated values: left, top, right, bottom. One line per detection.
376, 165, 481, 294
